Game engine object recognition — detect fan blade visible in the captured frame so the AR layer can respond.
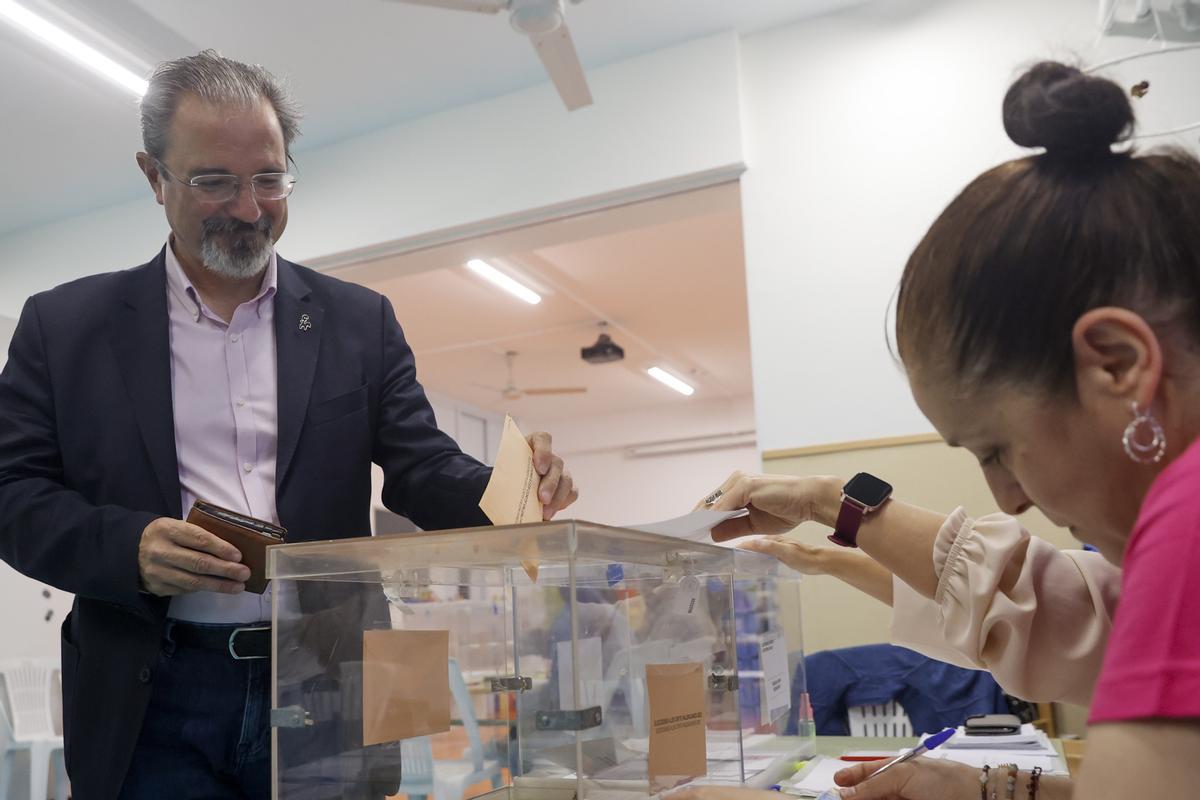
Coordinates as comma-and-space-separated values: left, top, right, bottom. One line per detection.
529, 22, 593, 110
387, 0, 508, 13
521, 387, 588, 396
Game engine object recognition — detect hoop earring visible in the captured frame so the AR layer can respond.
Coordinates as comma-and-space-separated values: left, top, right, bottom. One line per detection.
1122, 402, 1167, 464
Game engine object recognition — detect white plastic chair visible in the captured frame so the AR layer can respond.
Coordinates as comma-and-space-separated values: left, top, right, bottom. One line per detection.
0, 658, 67, 800
847, 700, 912, 737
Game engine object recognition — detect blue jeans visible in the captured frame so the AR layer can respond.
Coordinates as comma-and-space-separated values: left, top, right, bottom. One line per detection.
118, 622, 271, 800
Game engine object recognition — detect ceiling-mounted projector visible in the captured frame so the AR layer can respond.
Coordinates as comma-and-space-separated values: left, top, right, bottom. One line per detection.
581, 331, 624, 364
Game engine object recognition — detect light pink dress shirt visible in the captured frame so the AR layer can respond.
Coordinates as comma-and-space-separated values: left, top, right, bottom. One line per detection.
163, 241, 280, 624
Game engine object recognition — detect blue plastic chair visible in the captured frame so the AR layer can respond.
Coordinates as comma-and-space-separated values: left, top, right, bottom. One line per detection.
396, 736, 436, 800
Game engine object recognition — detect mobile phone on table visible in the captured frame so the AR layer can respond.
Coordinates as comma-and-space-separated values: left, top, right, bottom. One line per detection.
964, 713, 1021, 735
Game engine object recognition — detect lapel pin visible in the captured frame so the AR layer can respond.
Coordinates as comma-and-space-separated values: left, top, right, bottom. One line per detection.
298, 313, 312, 332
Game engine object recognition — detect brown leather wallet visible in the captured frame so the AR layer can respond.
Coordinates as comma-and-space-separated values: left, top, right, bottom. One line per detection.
186, 500, 287, 594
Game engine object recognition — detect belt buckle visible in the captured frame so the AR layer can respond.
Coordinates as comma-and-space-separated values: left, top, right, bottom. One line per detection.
228, 625, 270, 660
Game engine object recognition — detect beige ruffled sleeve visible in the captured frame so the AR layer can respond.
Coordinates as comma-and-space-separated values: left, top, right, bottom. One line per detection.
890, 508, 1121, 705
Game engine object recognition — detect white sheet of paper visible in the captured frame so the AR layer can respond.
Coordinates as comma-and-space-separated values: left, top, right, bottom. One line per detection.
759, 631, 791, 725
785, 756, 845, 796
556, 636, 605, 711
627, 508, 750, 544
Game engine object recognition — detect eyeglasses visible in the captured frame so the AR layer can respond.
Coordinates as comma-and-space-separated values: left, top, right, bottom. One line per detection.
155, 160, 297, 203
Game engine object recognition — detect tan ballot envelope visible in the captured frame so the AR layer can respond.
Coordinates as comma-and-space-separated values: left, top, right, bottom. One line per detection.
646, 662, 707, 793
479, 415, 543, 525
362, 629, 450, 746
478, 415, 543, 581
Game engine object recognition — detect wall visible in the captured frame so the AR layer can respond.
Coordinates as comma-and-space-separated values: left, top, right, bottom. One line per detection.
0, 32, 745, 318
737, 0, 1100, 450
523, 395, 759, 527
0, 315, 15, 368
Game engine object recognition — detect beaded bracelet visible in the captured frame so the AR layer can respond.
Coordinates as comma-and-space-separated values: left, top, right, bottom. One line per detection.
1002, 764, 1018, 800
1029, 766, 1043, 800
979, 764, 990, 800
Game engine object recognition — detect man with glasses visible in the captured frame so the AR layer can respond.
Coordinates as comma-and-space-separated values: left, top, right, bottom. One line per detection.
0, 50, 578, 800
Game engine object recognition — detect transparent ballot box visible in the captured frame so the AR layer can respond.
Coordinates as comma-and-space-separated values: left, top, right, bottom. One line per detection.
268, 520, 814, 800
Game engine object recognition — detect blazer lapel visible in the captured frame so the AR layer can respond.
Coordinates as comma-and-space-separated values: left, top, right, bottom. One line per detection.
110, 250, 182, 517
274, 259, 324, 493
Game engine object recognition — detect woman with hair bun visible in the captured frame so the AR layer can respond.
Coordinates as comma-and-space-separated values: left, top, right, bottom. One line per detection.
679, 60, 1200, 800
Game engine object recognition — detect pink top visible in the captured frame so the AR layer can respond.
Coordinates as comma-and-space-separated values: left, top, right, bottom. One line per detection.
1089, 434, 1200, 723
163, 239, 281, 624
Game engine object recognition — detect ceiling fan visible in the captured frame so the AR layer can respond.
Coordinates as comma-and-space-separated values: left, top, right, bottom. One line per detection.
385, 0, 593, 111
475, 351, 588, 400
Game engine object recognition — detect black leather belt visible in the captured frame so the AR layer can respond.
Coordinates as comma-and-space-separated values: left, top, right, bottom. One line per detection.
169, 621, 271, 660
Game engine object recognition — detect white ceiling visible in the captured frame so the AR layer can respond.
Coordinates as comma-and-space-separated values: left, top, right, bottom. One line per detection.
0, 0, 861, 239
346, 181, 750, 421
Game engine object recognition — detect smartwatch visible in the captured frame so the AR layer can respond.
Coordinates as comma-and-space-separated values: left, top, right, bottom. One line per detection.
828, 472, 893, 548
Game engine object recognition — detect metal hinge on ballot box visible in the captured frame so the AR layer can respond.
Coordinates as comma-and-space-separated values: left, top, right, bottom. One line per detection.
489, 675, 533, 693
709, 670, 739, 692
270, 706, 314, 728
535, 706, 603, 731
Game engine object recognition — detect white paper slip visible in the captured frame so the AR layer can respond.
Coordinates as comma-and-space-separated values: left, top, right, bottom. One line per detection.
627, 508, 750, 543
784, 755, 845, 797
556, 637, 605, 711
759, 631, 792, 725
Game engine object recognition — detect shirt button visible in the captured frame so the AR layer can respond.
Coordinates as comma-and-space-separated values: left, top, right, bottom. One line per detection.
243, 463, 253, 473
138, 666, 152, 684
230, 333, 241, 343
237, 398, 246, 407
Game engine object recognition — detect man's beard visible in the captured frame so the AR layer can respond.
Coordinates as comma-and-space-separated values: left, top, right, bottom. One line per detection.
200, 217, 274, 279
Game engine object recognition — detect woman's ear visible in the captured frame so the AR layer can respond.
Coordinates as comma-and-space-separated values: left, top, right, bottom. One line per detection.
1072, 307, 1162, 409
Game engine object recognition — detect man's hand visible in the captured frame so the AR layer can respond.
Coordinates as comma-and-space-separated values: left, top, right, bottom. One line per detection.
526, 431, 579, 520
138, 517, 251, 596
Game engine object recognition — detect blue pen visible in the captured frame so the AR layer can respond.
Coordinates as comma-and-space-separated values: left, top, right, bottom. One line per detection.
815, 728, 956, 799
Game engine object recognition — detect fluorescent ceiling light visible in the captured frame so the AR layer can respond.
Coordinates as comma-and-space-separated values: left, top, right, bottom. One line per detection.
647, 366, 695, 396
466, 259, 541, 305
0, 0, 148, 96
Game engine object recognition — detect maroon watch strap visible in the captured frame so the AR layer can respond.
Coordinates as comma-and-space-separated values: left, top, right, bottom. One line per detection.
828, 498, 866, 548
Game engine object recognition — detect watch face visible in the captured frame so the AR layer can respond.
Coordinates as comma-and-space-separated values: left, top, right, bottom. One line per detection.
844, 472, 892, 507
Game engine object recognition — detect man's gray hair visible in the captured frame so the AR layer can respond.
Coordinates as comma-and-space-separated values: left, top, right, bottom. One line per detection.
140, 49, 302, 161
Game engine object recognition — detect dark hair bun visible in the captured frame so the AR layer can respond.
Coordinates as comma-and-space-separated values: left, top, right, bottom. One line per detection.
1003, 61, 1134, 156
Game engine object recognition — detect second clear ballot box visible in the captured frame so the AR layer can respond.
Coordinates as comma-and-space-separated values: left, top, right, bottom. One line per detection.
268, 520, 815, 800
